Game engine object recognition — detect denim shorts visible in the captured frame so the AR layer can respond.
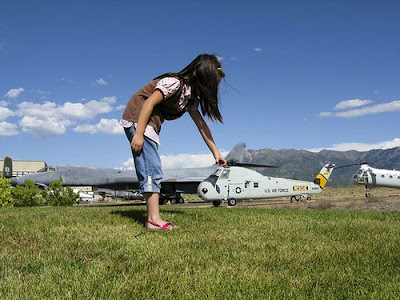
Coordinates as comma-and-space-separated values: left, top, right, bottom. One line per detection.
124, 126, 162, 193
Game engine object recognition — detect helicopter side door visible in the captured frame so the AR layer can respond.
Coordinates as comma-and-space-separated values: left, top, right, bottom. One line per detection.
215, 168, 230, 200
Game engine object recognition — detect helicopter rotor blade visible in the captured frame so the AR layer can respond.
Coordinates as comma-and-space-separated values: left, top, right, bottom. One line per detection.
335, 162, 370, 169
227, 161, 278, 168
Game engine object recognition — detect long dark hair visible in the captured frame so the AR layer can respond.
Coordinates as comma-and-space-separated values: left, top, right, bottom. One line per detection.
157, 54, 225, 122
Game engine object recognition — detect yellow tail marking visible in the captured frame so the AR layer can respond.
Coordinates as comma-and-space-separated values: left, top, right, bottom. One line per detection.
314, 174, 328, 189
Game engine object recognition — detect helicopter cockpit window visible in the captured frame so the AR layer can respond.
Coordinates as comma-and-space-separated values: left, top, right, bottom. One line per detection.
214, 169, 222, 177
220, 169, 230, 179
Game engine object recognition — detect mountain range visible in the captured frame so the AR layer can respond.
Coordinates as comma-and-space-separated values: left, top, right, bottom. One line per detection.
243, 147, 400, 187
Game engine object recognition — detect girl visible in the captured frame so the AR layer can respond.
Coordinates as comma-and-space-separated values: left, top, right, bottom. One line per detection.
121, 53, 227, 230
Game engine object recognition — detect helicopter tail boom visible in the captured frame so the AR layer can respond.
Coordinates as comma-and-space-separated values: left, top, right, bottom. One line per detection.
313, 163, 335, 189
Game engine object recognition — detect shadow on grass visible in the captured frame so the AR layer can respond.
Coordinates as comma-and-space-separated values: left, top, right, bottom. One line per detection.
111, 210, 148, 225
111, 209, 186, 225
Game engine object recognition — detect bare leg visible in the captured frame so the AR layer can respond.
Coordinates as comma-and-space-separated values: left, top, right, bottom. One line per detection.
145, 193, 177, 229
145, 193, 164, 225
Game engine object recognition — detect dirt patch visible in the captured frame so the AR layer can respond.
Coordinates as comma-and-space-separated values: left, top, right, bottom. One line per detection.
326, 196, 400, 212
250, 194, 400, 212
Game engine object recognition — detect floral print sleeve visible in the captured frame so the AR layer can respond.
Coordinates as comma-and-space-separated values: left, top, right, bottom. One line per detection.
155, 77, 181, 99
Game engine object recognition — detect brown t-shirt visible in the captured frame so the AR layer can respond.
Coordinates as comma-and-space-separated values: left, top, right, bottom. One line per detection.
122, 76, 196, 134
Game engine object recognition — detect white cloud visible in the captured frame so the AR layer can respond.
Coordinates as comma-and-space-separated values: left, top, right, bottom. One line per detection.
0, 107, 14, 121
94, 78, 108, 86
307, 137, 400, 152
320, 99, 400, 118
17, 98, 114, 119
74, 118, 123, 135
334, 99, 373, 110
0, 122, 18, 136
116, 105, 126, 111
19, 116, 70, 138
15, 97, 117, 138
0, 100, 9, 106
17, 101, 58, 118
335, 100, 400, 118
319, 111, 332, 117
58, 100, 113, 119
122, 158, 134, 170
73, 124, 97, 134
160, 153, 216, 169
253, 48, 262, 52
4, 87, 24, 99
100, 96, 116, 104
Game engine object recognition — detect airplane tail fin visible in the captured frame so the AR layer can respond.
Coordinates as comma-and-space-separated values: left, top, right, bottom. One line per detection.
225, 143, 246, 164
313, 163, 335, 189
2, 156, 13, 178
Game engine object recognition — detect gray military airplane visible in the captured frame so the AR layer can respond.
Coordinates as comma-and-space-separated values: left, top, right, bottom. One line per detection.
8, 143, 246, 204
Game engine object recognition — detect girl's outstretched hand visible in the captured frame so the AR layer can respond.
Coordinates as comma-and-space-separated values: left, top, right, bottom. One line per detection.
131, 134, 144, 154
215, 153, 227, 167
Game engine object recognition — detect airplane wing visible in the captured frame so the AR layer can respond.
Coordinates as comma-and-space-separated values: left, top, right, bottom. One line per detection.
162, 176, 209, 194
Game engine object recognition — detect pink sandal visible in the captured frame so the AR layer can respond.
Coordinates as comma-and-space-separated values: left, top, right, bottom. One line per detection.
146, 219, 176, 230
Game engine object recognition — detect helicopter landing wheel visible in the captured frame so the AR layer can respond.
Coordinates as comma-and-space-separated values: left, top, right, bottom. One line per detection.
213, 200, 222, 207
290, 196, 300, 203
227, 198, 237, 206
365, 187, 370, 198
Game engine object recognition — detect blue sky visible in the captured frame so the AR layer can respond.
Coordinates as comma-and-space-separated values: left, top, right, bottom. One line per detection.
1, 0, 400, 169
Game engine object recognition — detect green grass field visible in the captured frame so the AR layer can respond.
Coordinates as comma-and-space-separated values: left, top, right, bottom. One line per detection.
1, 204, 399, 299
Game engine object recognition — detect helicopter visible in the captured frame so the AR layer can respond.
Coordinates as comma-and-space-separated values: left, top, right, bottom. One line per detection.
197, 162, 335, 206
350, 163, 400, 197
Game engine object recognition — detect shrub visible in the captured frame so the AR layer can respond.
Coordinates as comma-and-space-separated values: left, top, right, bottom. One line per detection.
1, 178, 80, 208
0, 177, 15, 207
42, 179, 80, 206
11, 179, 44, 207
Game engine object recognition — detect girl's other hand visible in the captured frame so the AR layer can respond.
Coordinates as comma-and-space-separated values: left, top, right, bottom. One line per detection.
131, 134, 144, 154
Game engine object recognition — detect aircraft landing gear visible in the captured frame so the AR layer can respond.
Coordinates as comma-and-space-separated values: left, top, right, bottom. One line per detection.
171, 196, 185, 204
290, 195, 311, 202
365, 186, 370, 198
159, 192, 185, 205
227, 198, 237, 206
290, 196, 300, 203
213, 200, 222, 207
